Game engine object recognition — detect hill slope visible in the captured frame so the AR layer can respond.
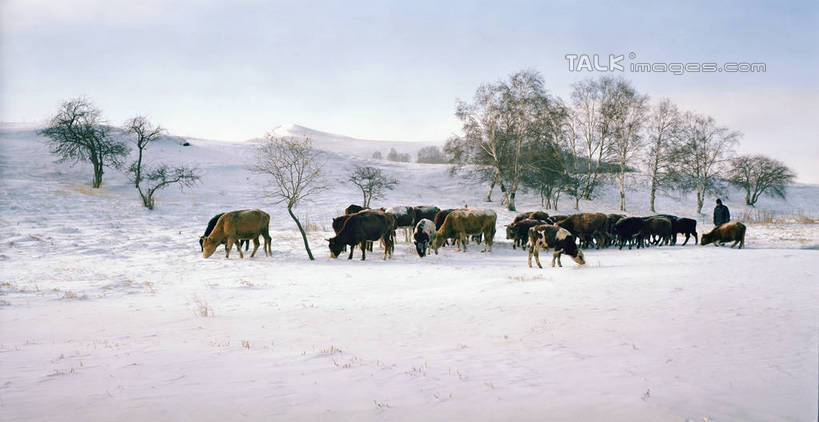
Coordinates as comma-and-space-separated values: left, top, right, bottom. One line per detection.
1, 125, 817, 421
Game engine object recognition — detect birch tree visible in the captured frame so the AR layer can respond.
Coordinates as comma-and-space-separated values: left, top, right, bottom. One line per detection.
668, 113, 740, 213
646, 99, 681, 212
607, 79, 649, 211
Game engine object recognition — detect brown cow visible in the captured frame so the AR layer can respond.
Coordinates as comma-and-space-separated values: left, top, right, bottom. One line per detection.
702, 221, 746, 248
202, 209, 272, 259
556, 213, 609, 249
433, 209, 496, 253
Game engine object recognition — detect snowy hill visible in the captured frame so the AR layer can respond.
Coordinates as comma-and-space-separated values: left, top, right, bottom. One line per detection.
1, 124, 817, 421
263, 123, 439, 160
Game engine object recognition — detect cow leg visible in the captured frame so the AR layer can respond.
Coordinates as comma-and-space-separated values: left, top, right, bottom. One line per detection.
347, 244, 355, 260
730, 239, 739, 248
235, 238, 245, 259
250, 237, 260, 257
459, 233, 467, 252
360, 241, 367, 260
534, 239, 545, 269
225, 238, 234, 258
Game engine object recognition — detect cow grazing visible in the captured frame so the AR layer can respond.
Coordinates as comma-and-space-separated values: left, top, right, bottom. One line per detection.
413, 218, 437, 257
200, 213, 250, 252
328, 211, 395, 260
654, 214, 698, 246
527, 224, 585, 268
432, 208, 460, 246
507, 218, 550, 250
613, 217, 646, 249
556, 213, 609, 249
701, 221, 746, 248
202, 209, 272, 259
641, 216, 673, 246
386, 206, 417, 242
433, 209, 497, 253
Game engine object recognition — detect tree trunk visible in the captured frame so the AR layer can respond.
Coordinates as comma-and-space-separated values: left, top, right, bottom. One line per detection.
499, 182, 509, 206
289, 206, 315, 260
618, 162, 626, 211
363, 192, 370, 208
649, 179, 657, 213
134, 147, 144, 188
696, 191, 704, 214
485, 179, 495, 202
507, 191, 516, 211
745, 190, 751, 206
92, 162, 103, 189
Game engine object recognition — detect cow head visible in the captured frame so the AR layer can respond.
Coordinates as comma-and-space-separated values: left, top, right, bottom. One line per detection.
327, 237, 344, 258
571, 249, 586, 266
202, 237, 219, 258
414, 231, 429, 257
505, 224, 514, 239
701, 231, 714, 246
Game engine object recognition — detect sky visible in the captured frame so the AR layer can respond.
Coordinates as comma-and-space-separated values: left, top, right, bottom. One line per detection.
2, 0, 818, 182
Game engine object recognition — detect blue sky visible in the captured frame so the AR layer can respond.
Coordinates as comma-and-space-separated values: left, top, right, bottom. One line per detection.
2, 0, 817, 182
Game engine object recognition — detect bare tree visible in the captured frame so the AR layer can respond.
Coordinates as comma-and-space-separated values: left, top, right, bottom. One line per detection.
255, 135, 325, 260
570, 77, 618, 201
729, 154, 795, 206
449, 69, 562, 211
124, 116, 199, 210
348, 166, 397, 207
646, 99, 681, 212
607, 79, 649, 211
372, 151, 383, 160
449, 83, 510, 204
39, 98, 128, 188
668, 112, 740, 213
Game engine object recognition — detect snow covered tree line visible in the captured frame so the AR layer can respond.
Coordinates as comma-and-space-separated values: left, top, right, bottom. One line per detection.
445, 70, 796, 213
40, 98, 199, 209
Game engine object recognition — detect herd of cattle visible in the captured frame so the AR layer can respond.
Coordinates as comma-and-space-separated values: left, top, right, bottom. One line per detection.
198, 205, 748, 267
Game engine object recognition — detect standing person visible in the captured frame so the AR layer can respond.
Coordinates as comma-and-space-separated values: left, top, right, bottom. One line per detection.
713, 198, 730, 227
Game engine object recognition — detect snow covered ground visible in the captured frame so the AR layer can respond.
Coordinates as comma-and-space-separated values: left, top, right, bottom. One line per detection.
1, 125, 817, 421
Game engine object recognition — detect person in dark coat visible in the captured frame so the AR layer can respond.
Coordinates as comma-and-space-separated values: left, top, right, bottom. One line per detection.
713, 198, 730, 227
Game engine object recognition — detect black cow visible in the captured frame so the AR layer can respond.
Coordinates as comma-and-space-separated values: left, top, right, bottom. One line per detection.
613, 217, 645, 249
345, 204, 366, 215
386, 206, 417, 243
654, 214, 698, 246
200, 213, 249, 252
412, 206, 441, 225
328, 211, 395, 260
